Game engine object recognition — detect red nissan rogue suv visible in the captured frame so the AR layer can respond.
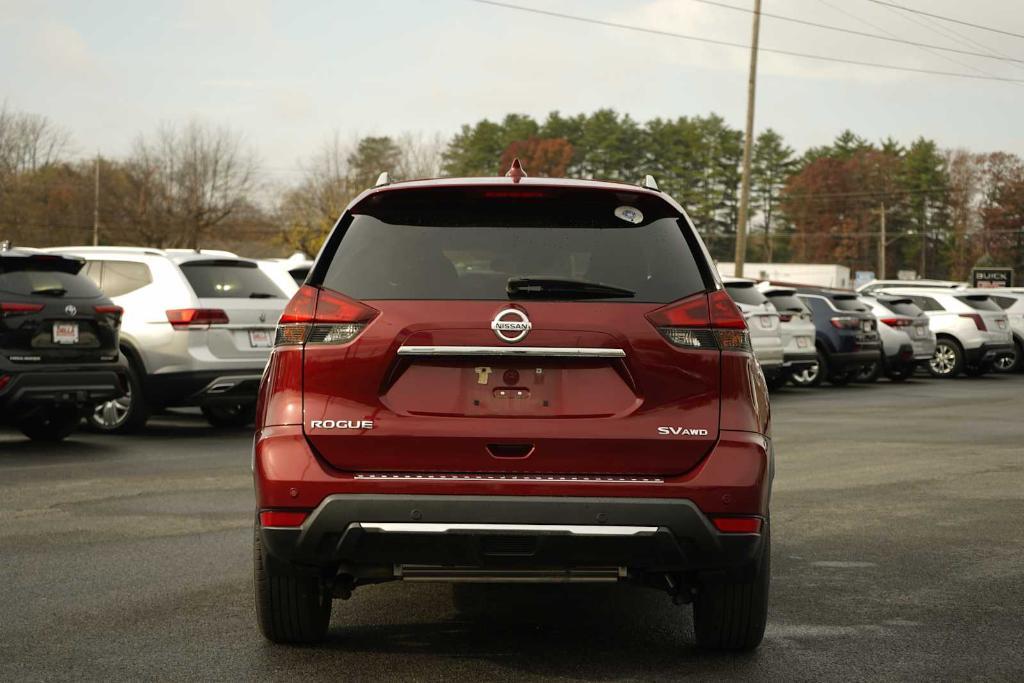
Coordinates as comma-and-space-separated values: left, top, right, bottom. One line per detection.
253, 165, 773, 650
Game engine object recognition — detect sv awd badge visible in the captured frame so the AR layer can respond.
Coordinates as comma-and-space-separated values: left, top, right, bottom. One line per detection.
310, 420, 374, 430
657, 427, 710, 436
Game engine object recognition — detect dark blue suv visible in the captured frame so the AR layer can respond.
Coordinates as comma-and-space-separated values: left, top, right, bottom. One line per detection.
790, 287, 881, 387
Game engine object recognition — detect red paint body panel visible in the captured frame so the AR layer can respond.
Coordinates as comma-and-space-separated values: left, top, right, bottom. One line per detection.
300, 300, 721, 475
254, 425, 771, 517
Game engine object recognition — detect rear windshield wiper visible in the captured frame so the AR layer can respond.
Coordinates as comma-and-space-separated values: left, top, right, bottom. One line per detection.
32, 287, 67, 297
507, 277, 635, 300
248, 292, 276, 299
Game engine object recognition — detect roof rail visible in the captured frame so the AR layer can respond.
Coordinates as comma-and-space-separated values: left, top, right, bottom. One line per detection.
375, 171, 391, 187
640, 174, 660, 191
43, 246, 168, 257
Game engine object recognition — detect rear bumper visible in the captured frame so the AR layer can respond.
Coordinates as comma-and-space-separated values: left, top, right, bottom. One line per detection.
884, 343, 916, 369
0, 363, 126, 414
828, 349, 880, 370
146, 370, 263, 407
254, 426, 773, 576
260, 495, 764, 578
964, 342, 1015, 366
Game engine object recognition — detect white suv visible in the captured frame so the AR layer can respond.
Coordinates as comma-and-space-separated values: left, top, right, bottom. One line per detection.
879, 287, 1014, 378
44, 247, 289, 430
722, 278, 785, 388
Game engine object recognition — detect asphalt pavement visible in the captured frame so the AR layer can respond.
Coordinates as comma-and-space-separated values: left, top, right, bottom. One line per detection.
2, 375, 1023, 681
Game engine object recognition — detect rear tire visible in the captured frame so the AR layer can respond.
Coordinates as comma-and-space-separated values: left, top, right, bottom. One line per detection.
254, 525, 332, 644
928, 338, 964, 378
790, 350, 825, 388
88, 356, 149, 433
855, 355, 882, 383
17, 406, 81, 441
693, 523, 770, 651
994, 341, 1021, 373
202, 403, 255, 428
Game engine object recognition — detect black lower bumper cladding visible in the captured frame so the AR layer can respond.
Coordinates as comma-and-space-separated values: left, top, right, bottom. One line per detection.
260, 495, 764, 579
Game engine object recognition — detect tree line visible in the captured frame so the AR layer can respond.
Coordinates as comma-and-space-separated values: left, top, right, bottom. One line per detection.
1, 104, 1021, 279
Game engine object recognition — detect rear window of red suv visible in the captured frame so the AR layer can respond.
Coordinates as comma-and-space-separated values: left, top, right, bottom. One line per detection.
318, 186, 709, 302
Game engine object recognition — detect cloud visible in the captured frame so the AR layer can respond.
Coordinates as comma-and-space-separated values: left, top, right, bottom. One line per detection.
30, 21, 101, 78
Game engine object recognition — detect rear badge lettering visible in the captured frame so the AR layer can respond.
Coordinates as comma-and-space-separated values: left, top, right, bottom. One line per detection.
657, 427, 710, 436
310, 420, 374, 430
614, 206, 644, 224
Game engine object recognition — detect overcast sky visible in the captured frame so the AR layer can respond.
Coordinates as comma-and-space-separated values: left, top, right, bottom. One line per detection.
3, 0, 1023, 187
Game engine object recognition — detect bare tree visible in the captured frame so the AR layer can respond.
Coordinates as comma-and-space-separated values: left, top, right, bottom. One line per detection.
396, 131, 445, 180
0, 104, 73, 178
130, 120, 258, 249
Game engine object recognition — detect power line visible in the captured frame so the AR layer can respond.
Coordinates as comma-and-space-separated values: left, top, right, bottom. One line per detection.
687, 0, 1024, 64
468, 0, 1024, 84
863, 0, 1024, 41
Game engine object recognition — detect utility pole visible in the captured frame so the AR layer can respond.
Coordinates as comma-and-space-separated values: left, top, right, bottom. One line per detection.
877, 202, 886, 280
92, 152, 100, 247
733, 0, 762, 278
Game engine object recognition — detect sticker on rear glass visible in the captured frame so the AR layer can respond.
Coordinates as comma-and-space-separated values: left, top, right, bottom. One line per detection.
615, 206, 644, 224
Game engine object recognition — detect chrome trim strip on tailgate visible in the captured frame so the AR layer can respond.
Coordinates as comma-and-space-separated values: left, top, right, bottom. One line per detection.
359, 523, 657, 535
397, 345, 626, 358
354, 473, 663, 483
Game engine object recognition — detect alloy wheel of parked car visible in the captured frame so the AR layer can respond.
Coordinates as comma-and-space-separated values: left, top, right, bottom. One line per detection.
92, 385, 132, 430
994, 346, 1020, 373
87, 358, 149, 433
790, 354, 823, 387
929, 339, 963, 378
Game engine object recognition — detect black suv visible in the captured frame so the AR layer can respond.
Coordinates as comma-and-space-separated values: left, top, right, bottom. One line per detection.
791, 286, 881, 387
0, 246, 127, 441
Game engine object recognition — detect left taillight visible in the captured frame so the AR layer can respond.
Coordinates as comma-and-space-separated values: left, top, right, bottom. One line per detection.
274, 284, 378, 347
1, 302, 45, 316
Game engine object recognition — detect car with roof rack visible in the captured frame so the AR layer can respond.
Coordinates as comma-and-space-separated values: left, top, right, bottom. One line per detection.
43, 246, 289, 430
1, 244, 127, 440
253, 162, 774, 651
879, 287, 1014, 378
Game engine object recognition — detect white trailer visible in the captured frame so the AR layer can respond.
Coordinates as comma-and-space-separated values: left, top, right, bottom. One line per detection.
716, 262, 852, 289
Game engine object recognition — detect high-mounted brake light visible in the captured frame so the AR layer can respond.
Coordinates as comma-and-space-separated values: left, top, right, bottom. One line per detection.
1, 302, 45, 315
274, 285, 378, 346
959, 313, 987, 331
646, 290, 751, 352
166, 308, 229, 330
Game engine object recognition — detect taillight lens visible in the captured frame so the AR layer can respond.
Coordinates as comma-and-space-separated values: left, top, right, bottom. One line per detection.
0, 374, 11, 391
166, 308, 229, 330
830, 316, 861, 330
1, 302, 45, 315
711, 516, 763, 534
274, 285, 378, 346
646, 290, 751, 352
778, 313, 792, 322
880, 317, 911, 328
94, 304, 123, 319
959, 313, 987, 331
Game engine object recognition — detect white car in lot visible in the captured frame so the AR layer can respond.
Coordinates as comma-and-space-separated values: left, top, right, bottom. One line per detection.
987, 291, 1024, 372
44, 247, 289, 430
879, 287, 1014, 378
757, 285, 817, 382
856, 279, 964, 296
858, 294, 936, 381
722, 277, 785, 388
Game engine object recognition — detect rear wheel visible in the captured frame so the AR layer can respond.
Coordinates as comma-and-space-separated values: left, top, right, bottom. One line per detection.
17, 405, 82, 441
790, 351, 825, 388
693, 523, 770, 651
88, 356, 149, 433
855, 355, 882, 383
202, 403, 255, 428
928, 338, 963, 378
994, 341, 1021, 373
254, 525, 332, 644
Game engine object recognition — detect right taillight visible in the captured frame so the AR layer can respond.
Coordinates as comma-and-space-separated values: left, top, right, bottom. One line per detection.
880, 317, 912, 328
274, 284, 378, 346
166, 308, 229, 330
646, 290, 752, 352
959, 313, 987, 331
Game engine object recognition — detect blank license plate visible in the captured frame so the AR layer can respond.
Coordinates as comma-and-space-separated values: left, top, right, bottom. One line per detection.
796, 336, 810, 348
53, 322, 79, 344
759, 316, 773, 329
248, 329, 272, 348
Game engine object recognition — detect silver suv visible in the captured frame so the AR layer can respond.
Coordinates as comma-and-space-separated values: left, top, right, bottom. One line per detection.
756, 285, 816, 383
988, 291, 1024, 372
858, 294, 936, 381
44, 247, 288, 430
722, 278, 785, 388
880, 287, 1013, 378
